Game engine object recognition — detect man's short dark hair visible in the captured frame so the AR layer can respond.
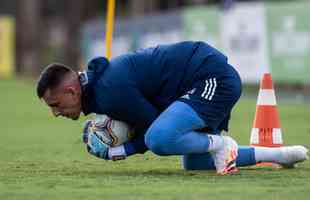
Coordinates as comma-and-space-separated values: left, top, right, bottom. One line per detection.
36, 63, 74, 98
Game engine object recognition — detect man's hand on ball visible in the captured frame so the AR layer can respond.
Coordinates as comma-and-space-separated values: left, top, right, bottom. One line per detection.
82, 120, 109, 160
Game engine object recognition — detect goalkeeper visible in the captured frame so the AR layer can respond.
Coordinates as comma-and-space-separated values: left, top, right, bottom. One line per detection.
36, 41, 308, 174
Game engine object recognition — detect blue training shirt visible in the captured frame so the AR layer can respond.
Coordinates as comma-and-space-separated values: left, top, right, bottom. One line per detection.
80, 41, 229, 133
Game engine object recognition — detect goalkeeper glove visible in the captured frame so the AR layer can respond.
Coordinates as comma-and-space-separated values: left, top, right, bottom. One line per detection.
83, 120, 109, 160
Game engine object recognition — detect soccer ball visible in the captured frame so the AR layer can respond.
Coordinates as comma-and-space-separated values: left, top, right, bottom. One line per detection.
90, 114, 133, 147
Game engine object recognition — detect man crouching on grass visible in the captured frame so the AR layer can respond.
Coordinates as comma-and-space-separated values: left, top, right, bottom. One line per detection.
36, 41, 309, 174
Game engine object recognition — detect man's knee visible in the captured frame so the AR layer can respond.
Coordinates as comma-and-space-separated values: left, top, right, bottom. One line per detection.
145, 126, 173, 155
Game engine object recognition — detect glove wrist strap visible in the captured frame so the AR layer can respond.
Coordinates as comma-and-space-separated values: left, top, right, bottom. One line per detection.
108, 145, 126, 161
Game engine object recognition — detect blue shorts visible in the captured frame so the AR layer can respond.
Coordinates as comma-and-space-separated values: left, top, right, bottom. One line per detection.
178, 64, 242, 133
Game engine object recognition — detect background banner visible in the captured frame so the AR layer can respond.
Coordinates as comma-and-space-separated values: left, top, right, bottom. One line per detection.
182, 6, 220, 48
82, 1, 310, 84
266, 2, 310, 84
220, 3, 269, 83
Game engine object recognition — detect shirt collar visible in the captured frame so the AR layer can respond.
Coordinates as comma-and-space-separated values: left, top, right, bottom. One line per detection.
79, 71, 93, 115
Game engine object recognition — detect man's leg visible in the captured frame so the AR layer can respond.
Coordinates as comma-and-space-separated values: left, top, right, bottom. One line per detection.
144, 101, 224, 155
183, 145, 309, 170
144, 101, 239, 174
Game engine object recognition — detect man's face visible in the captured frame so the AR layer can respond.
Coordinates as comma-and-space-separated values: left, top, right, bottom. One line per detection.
42, 85, 82, 120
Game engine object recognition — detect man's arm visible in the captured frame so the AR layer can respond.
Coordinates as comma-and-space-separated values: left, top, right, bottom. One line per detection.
83, 86, 159, 159
103, 85, 160, 135
94, 85, 160, 156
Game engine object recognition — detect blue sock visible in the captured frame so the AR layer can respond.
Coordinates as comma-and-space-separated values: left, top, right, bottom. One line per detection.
183, 146, 256, 170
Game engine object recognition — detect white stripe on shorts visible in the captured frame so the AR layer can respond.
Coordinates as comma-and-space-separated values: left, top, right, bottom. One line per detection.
204, 79, 213, 100
202, 78, 217, 100
201, 79, 209, 98
208, 78, 217, 100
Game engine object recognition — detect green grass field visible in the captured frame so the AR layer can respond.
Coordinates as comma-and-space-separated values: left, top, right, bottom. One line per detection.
0, 79, 310, 200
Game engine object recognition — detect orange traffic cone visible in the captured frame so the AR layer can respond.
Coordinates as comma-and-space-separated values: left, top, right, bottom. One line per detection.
250, 73, 283, 167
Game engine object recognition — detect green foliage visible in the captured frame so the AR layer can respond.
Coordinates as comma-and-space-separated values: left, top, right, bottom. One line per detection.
0, 79, 310, 200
